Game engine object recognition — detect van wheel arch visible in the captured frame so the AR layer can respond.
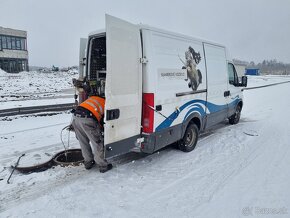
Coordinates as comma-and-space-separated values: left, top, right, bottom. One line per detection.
181, 114, 202, 139
238, 101, 243, 110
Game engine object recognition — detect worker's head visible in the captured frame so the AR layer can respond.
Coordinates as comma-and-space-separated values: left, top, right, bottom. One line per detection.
99, 92, 105, 98
89, 92, 105, 98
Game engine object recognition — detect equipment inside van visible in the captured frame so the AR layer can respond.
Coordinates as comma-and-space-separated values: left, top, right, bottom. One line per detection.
75, 15, 247, 159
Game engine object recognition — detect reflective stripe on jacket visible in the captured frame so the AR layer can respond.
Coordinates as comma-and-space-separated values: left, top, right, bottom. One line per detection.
80, 96, 105, 122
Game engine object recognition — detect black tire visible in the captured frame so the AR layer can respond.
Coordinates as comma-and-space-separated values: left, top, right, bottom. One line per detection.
229, 104, 241, 125
178, 123, 199, 152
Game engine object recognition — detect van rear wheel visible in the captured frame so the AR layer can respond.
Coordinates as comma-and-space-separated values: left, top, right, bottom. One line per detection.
178, 123, 199, 152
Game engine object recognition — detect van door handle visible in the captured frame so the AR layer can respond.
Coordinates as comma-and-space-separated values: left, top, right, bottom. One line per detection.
106, 109, 120, 121
224, 91, 230, 97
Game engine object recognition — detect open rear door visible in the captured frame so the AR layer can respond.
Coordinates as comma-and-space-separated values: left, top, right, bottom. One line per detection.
104, 15, 142, 158
78, 38, 88, 104
79, 38, 88, 79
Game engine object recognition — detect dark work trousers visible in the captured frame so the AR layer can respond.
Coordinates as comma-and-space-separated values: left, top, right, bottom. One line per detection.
72, 115, 108, 167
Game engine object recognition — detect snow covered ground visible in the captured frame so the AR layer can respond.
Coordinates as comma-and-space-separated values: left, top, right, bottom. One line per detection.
0, 69, 76, 109
0, 76, 290, 217
246, 74, 290, 88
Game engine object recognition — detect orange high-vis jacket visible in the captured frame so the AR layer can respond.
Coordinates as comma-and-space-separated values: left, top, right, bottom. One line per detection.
79, 96, 105, 122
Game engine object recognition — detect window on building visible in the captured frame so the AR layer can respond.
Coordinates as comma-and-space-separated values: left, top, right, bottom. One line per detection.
22, 38, 26, 50
11, 37, 16, 49
16, 38, 21, 50
7, 37, 12, 49
0, 36, 27, 50
23, 60, 27, 71
20, 38, 24, 50
0, 58, 28, 73
3, 60, 8, 71
2, 36, 7, 49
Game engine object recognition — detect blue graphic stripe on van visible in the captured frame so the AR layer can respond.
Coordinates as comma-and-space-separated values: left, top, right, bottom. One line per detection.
155, 100, 206, 131
184, 105, 206, 122
155, 96, 240, 131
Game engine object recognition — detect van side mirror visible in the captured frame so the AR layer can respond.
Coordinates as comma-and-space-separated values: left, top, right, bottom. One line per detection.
241, 76, 247, 87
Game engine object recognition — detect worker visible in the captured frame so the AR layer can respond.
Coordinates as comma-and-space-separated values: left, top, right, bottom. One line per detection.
71, 95, 113, 173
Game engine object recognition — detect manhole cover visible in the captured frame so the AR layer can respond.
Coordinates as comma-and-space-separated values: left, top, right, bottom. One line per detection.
15, 152, 54, 173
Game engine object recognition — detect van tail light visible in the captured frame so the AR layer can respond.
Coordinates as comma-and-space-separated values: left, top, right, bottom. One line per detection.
142, 93, 154, 133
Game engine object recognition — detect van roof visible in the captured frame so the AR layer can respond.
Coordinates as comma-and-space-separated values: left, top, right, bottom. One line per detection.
88, 25, 231, 61
88, 25, 224, 48
138, 24, 225, 48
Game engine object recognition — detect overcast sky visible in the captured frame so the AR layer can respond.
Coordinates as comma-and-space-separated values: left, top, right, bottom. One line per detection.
1, 0, 290, 67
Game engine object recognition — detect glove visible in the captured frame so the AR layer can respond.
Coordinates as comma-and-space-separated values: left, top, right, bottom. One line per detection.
72, 78, 84, 88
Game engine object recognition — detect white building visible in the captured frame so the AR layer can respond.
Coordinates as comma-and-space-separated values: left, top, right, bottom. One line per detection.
0, 26, 28, 73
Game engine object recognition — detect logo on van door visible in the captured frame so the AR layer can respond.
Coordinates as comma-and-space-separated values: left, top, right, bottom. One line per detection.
179, 46, 202, 91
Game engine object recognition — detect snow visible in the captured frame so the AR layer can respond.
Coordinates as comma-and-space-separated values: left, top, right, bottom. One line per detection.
0, 76, 290, 217
0, 112, 78, 168
0, 70, 77, 97
0, 70, 77, 109
246, 75, 290, 88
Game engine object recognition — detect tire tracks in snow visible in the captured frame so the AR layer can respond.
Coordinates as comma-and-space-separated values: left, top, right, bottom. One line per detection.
132, 123, 268, 216
0, 122, 68, 136
0, 152, 145, 213
0, 119, 268, 214
0, 167, 88, 212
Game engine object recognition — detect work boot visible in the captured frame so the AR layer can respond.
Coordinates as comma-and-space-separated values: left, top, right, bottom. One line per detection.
99, 163, 113, 173
84, 160, 95, 170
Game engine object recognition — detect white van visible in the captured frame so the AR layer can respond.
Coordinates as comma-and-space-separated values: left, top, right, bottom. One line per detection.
77, 15, 247, 159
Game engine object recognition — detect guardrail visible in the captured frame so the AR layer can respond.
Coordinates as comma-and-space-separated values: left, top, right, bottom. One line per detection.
0, 103, 76, 117
242, 81, 290, 91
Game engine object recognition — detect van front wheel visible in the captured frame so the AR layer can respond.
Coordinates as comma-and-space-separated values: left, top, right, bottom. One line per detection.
229, 105, 241, 125
178, 123, 199, 152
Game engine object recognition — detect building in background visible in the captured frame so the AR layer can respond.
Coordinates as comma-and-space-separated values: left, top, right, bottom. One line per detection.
246, 68, 260, 76
0, 26, 28, 73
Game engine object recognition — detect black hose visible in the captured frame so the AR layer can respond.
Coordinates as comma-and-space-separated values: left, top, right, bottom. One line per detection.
7, 154, 25, 184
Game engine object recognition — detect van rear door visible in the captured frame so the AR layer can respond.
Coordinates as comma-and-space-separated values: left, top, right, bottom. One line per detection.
104, 15, 142, 158
79, 38, 87, 79
78, 38, 87, 103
